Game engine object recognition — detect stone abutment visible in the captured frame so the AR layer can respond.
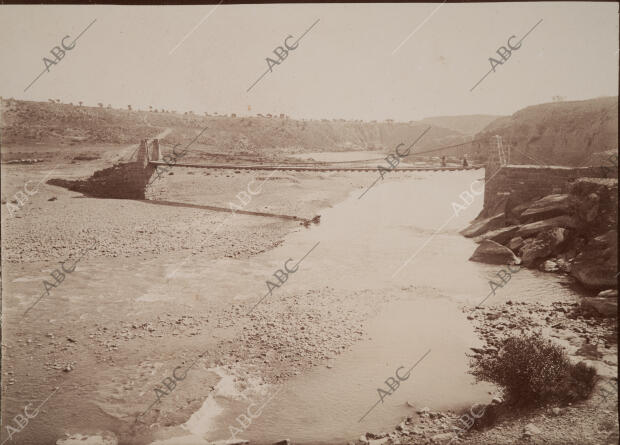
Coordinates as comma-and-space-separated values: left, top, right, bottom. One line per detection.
48, 139, 158, 199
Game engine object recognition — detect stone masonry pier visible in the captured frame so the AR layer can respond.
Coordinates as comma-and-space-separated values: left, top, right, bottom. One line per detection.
48, 139, 158, 199
481, 140, 617, 217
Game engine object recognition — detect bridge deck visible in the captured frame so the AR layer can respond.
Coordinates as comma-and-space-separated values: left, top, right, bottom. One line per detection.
149, 161, 483, 172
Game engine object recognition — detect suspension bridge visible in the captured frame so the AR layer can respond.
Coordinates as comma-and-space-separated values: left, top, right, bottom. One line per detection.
50, 132, 501, 203
145, 136, 487, 173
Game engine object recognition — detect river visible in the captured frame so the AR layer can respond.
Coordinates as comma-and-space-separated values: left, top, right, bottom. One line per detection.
150, 168, 581, 445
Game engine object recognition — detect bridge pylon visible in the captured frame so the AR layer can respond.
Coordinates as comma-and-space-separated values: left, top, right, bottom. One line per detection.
495, 135, 509, 166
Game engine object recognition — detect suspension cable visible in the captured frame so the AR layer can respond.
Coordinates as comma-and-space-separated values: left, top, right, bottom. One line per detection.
156, 136, 493, 165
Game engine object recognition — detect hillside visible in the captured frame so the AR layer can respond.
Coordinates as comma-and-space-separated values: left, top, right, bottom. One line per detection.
0, 99, 478, 159
475, 97, 618, 166
3, 98, 617, 166
0, 99, 160, 145
420, 114, 502, 136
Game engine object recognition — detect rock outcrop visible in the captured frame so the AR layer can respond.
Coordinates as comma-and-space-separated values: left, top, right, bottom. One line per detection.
473, 225, 520, 245
581, 296, 618, 317
519, 194, 570, 223
464, 177, 618, 291
460, 213, 506, 238
469, 240, 521, 265
519, 228, 568, 267
515, 215, 577, 238
571, 230, 618, 289
569, 178, 618, 235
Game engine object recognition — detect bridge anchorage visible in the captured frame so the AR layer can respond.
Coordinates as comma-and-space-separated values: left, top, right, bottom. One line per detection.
48, 138, 158, 199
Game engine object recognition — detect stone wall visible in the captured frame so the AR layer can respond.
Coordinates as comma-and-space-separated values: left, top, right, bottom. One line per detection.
482, 163, 617, 217
48, 139, 157, 199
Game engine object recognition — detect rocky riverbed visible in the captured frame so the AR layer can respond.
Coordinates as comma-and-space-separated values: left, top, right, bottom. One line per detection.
1, 155, 409, 445
1, 162, 369, 263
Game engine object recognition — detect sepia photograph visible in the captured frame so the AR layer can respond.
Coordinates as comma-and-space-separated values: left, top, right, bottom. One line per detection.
0, 2, 618, 444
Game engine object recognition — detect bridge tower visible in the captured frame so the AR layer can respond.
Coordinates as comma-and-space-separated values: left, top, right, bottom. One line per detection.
495, 135, 509, 166
136, 139, 149, 167
482, 135, 508, 212
151, 139, 161, 162
485, 135, 505, 180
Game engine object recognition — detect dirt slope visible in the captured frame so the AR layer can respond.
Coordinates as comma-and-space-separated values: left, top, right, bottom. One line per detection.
420, 115, 502, 136
475, 97, 618, 166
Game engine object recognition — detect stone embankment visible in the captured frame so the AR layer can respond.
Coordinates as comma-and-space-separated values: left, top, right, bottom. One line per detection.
464, 177, 618, 314
47, 140, 156, 199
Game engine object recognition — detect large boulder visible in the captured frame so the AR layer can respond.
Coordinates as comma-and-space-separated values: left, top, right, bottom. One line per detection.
541, 259, 560, 272
571, 230, 618, 289
569, 178, 618, 235
461, 213, 506, 238
473, 225, 520, 245
515, 215, 577, 238
581, 297, 617, 317
519, 228, 568, 267
544, 227, 569, 249
520, 238, 547, 266
469, 240, 521, 265
505, 192, 536, 225
576, 193, 600, 224
519, 194, 570, 223
507, 236, 525, 251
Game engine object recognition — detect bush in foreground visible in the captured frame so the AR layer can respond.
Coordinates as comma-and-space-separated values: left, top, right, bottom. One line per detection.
470, 334, 597, 407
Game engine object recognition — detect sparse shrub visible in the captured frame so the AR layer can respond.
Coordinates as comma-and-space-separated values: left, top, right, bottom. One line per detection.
558, 361, 598, 401
470, 334, 597, 407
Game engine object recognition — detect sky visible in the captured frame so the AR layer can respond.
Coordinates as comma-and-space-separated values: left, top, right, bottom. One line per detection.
0, 2, 618, 122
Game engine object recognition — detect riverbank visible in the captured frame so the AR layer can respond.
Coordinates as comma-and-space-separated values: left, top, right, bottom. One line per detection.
361, 297, 617, 445
1, 159, 372, 263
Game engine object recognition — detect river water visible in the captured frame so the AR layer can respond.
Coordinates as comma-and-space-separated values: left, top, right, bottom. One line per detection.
151, 169, 581, 445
